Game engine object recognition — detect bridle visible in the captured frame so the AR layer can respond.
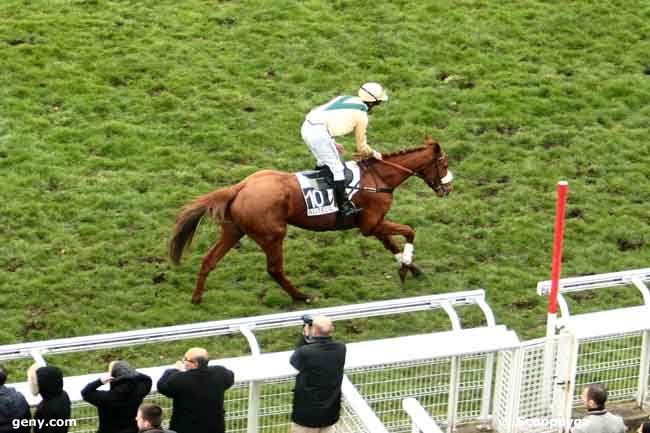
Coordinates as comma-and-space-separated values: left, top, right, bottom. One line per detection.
377, 152, 453, 195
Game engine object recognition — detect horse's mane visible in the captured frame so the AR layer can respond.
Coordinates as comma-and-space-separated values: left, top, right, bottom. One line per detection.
382, 145, 429, 158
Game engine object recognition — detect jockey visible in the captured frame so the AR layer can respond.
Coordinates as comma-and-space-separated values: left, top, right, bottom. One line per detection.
301, 82, 388, 217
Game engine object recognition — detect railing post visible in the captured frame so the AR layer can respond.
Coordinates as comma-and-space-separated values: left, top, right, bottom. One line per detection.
29, 349, 47, 366
632, 276, 650, 408
446, 355, 460, 433
637, 330, 650, 407
439, 301, 462, 331
476, 296, 496, 425
480, 352, 495, 425
553, 332, 578, 432
500, 345, 525, 433
239, 326, 261, 433
440, 300, 461, 433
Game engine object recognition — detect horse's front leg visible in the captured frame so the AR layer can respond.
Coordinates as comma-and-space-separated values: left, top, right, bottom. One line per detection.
375, 233, 425, 282
363, 219, 423, 284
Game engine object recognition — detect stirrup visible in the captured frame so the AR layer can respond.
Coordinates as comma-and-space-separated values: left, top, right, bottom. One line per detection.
339, 201, 363, 217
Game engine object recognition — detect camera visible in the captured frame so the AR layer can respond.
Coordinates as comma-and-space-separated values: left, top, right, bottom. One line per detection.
302, 314, 314, 326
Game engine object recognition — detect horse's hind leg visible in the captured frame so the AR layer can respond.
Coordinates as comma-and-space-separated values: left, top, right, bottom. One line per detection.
250, 232, 312, 302
192, 223, 244, 304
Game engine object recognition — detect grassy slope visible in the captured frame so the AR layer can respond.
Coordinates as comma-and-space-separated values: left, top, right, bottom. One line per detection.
1, 0, 649, 374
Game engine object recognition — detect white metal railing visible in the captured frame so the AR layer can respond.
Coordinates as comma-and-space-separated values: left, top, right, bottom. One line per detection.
537, 267, 650, 295
536, 267, 650, 320
539, 268, 650, 405
0, 290, 494, 362
7, 326, 520, 433
491, 268, 650, 433
402, 398, 444, 433
6, 268, 650, 433
536, 268, 650, 406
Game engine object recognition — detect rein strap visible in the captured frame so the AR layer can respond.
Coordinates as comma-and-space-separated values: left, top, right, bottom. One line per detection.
349, 185, 394, 194
377, 159, 416, 175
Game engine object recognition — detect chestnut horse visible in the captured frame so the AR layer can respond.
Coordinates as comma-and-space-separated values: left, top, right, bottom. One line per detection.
170, 137, 453, 304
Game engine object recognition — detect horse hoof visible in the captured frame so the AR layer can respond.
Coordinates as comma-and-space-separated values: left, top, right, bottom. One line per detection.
191, 297, 202, 305
296, 293, 317, 304
291, 293, 315, 304
409, 264, 424, 277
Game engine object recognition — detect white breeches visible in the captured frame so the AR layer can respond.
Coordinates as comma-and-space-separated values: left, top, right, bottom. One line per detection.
301, 120, 345, 181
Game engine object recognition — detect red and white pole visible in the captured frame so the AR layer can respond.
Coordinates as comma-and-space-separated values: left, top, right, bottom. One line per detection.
547, 181, 569, 337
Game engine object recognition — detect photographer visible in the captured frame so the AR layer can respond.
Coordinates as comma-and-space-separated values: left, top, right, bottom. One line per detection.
289, 315, 346, 433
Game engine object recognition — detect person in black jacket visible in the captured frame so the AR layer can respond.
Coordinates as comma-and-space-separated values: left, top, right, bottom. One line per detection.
27, 364, 71, 433
156, 347, 234, 433
289, 315, 346, 433
0, 364, 31, 433
81, 360, 152, 433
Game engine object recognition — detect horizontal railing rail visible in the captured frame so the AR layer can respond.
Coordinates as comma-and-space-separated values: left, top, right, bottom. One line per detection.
0, 290, 494, 361
537, 267, 650, 295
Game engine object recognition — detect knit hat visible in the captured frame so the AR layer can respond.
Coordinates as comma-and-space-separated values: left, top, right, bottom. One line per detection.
34, 366, 64, 400
109, 360, 137, 379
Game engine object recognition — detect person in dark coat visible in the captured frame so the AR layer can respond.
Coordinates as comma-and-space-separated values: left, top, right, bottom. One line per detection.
28, 364, 71, 433
156, 347, 234, 433
0, 364, 31, 433
81, 360, 152, 433
289, 315, 346, 433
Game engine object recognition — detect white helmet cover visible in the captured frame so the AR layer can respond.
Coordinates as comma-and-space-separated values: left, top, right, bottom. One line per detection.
358, 82, 389, 102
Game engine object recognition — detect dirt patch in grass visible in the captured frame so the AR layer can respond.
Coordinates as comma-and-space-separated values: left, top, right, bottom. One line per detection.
617, 238, 646, 252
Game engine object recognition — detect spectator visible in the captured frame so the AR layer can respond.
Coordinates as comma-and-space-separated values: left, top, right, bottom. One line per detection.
572, 383, 626, 433
289, 315, 346, 433
135, 403, 175, 433
81, 360, 152, 433
157, 348, 234, 433
28, 363, 71, 433
0, 364, 31, 433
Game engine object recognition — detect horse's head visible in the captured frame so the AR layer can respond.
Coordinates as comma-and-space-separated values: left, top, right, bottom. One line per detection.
419, 136, 453, 197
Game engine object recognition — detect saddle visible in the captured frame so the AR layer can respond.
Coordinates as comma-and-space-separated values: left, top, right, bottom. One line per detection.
295, 162, 361, 217
300, 165, 355, 190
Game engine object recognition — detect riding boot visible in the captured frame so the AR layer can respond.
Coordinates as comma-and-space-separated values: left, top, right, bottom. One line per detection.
333, 180, 362, 217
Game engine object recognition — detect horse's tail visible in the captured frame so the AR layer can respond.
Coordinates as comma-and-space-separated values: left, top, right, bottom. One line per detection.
169, 183, 245, 265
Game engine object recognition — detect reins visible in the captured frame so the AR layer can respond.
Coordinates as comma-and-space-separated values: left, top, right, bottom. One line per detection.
376, 159, 418, 176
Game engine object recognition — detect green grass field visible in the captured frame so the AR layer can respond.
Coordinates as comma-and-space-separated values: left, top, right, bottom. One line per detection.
1, 0, 649, 376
